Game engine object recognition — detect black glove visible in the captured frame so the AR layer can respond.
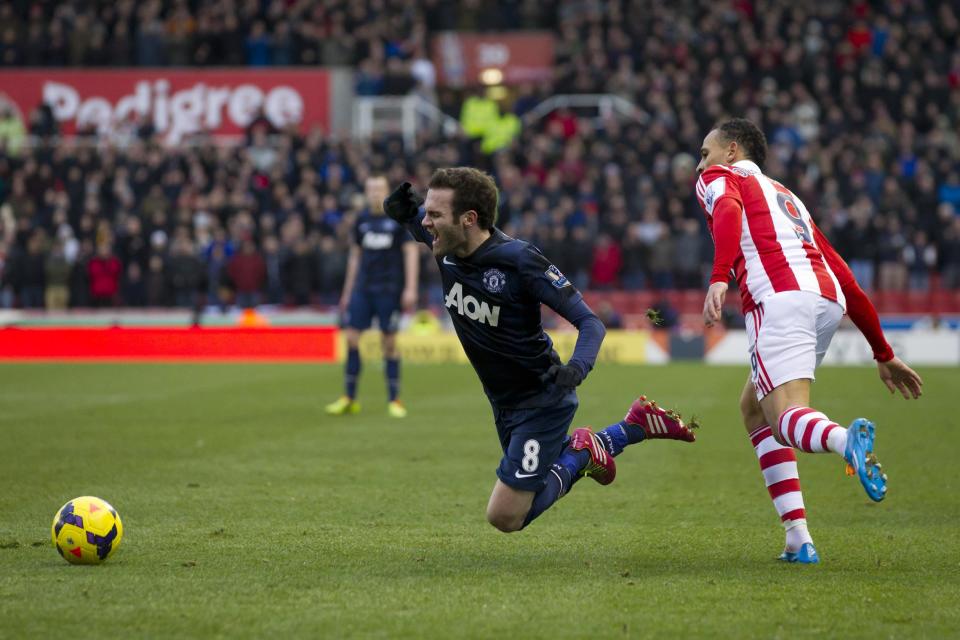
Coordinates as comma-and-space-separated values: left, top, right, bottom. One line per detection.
383, 182, 423, 223
539, 364, 584, 389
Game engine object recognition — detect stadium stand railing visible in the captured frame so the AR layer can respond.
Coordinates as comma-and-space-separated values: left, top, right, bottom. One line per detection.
353, 95, 462, 150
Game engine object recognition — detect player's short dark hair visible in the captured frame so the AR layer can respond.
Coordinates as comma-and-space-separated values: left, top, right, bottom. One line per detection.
428, 167, 499, 230
716, 118, 767, 168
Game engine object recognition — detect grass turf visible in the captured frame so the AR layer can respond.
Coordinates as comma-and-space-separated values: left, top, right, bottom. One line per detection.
0, 362, 958, 638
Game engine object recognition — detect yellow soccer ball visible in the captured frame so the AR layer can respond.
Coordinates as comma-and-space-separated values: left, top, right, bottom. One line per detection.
51, 496, 124, 565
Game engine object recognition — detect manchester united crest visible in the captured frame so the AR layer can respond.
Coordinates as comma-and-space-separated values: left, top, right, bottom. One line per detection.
481, 268, 506, 293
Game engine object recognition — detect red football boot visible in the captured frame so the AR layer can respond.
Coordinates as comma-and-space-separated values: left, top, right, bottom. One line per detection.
569, 427, 617, 485
625, 396, 696, 442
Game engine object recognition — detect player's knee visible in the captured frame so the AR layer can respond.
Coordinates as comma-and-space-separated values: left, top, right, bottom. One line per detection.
486, 507, 524, 533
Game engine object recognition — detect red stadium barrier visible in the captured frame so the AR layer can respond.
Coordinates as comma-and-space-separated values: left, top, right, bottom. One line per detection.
0, 327, 339, 362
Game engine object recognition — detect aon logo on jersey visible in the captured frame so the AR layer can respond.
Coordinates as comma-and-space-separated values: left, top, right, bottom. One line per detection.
445, 282, 500, 327
362, 232, 393, 250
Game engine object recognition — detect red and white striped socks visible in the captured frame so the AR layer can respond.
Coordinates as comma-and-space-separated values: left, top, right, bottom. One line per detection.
749, 425, 812, 551
751, 410, 847, 553
777, 407, 847, 455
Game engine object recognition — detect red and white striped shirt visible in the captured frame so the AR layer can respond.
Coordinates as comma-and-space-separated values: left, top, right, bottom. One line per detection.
695, 160, 846, 314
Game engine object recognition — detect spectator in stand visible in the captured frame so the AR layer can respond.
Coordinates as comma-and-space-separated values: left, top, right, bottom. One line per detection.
837, 199, 878, 291
122, 261, 147, 307
940, 172, 960, 214
44, 238, 71, 310
245, 20, 272, 67
271, 21, 296, 67
940, 218, 960, 290
68, 240, 92, 308
136, 3, 167, 66
0, 0, 958, 313
595, 300, 624, 330
282, 237, 316, 306
381, 57, 416, 96
673, 218, 704, 290
166, 237, 205, 308
590, 232, 622, 290
166, 1, 196, 66
647, 220, 674, 290
256, 234, 281, 304
87, 241, 122, 307
316, 234, 347, 305
145, 254, 167, 307
9, 231, 46, 308
876, 216, 908, 291
904, 230, 937, 292
564, 225, 593, 291
227, 238, 266, 309
0, 106, 26, 157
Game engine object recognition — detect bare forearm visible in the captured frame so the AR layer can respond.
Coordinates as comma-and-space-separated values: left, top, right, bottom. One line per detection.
403, 244, 419, 291
341, 249, 360, 300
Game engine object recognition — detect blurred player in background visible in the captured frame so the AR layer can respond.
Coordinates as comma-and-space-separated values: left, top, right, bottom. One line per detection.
326, 175, 419, 418
384, 167, 696, 533
695, 118, 923, 563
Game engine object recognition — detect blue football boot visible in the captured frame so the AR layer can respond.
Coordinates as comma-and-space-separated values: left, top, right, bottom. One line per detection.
843, 418, 887, 502
779, 543, 820, 564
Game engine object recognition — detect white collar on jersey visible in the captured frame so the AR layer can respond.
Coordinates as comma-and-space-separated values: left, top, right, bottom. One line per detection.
733, 160, 762, 175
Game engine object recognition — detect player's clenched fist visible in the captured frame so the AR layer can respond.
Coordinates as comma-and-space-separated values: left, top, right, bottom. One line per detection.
539, 364, 585, 389
383, 182, 423, 223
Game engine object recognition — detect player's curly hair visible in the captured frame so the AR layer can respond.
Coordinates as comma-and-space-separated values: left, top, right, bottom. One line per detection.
428, 167, 499, 230
717, 118, 768, 168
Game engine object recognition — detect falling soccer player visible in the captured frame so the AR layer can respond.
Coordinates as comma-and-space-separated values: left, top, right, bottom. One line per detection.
384, 167, 696, 532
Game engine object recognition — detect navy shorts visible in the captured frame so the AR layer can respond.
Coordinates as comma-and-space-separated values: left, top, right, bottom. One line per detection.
493, 391, 579, 492
344, 289, 401, 333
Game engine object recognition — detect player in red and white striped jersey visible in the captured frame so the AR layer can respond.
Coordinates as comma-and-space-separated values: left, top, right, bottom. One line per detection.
695, 118, 923, 563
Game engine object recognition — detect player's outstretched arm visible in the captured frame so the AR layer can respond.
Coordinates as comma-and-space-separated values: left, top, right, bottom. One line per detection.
812, 224, 922, 399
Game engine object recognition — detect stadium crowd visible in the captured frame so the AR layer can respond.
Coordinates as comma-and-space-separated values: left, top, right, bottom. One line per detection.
0, 0, 959, 309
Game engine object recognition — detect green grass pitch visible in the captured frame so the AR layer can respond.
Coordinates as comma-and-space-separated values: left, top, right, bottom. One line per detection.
1, 362, 958, 638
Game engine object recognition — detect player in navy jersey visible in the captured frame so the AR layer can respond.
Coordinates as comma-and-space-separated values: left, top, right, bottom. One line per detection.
383, 167, 697, 532
326, 175, 420, 418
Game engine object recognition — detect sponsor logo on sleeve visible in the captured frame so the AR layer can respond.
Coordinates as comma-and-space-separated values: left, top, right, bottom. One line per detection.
703, 176, 726, 215
544, 264, 571, 288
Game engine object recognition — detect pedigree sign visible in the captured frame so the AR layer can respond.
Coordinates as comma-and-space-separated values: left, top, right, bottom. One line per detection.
0, 69, 329, 142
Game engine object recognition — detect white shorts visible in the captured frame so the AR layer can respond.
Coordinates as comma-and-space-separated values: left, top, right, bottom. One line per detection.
746, 291, 844, 400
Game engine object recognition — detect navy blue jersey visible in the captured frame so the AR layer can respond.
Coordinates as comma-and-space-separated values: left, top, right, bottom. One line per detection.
353, 212, 413, 293
406, 211, 599, 408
